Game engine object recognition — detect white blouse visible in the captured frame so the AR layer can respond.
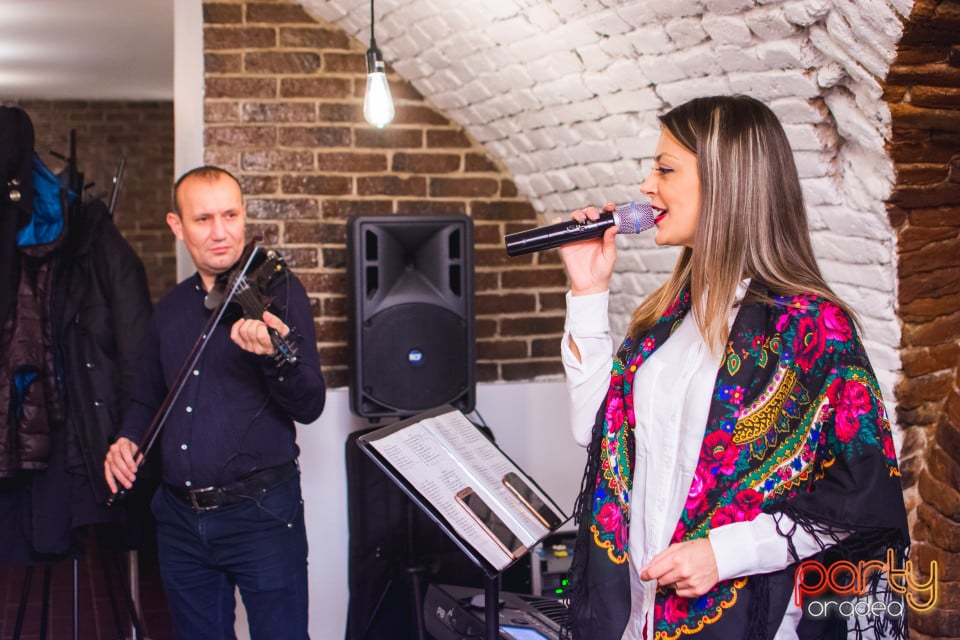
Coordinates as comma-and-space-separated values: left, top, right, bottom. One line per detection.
562, 290, 824, 640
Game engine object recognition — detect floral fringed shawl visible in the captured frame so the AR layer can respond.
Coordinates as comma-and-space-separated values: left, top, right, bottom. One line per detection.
564, 283, 909, 640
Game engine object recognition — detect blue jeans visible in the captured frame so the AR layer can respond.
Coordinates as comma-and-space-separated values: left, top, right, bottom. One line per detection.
151, 472, 309, 640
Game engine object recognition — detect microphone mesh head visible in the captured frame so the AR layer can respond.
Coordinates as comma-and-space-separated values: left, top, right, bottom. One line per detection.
613, 201, 656, 235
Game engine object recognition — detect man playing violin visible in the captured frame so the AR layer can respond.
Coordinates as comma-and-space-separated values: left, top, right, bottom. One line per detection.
104, 166, 326, 639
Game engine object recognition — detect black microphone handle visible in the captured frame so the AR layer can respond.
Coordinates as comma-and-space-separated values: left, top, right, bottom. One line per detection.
505, 201, 656, 257
505, 211, 617, 257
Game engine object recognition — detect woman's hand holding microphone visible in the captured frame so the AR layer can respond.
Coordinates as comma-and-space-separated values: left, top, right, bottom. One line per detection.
557, 203, 620, 297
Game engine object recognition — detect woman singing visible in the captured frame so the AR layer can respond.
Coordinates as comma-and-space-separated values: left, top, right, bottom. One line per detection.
559, 95, 909, 640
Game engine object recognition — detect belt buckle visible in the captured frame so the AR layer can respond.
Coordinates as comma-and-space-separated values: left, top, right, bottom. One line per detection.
188, 486, 219, 511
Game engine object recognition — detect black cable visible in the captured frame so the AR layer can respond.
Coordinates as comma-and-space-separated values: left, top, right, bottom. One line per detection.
369, 0, 376, 49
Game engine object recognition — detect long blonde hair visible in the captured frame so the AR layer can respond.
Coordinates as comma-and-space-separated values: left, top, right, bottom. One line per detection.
627, 95, 854, 351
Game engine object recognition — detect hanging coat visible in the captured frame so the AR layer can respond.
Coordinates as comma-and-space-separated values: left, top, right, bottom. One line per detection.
0, 149, 152, 559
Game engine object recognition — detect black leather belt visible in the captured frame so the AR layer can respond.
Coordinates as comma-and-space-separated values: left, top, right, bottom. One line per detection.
166, 460, 298, 511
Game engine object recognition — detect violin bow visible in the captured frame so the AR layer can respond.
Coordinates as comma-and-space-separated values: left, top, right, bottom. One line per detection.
106, 240, 263, 506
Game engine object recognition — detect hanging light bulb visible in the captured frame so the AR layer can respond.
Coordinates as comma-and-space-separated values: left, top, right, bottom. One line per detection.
364, 48, 394, 128
364, 0, 394, 128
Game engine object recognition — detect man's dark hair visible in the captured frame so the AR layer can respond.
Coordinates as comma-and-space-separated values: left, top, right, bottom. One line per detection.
171, 165, 243, 215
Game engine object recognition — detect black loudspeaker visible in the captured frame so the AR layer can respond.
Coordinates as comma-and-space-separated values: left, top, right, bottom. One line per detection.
347, 215, 475, 419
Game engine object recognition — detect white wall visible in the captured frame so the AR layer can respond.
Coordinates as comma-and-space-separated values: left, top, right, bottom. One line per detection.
173, 0, 204, 281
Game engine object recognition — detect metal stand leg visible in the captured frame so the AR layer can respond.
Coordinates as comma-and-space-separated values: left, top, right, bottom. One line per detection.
407, 564, 427, 640
12, 566, 33, 640
127, 550, 142, 640
484, 574, 499, 640
39, 565, 52, 640
73, 558, 79, 640
94, 529, 146, 640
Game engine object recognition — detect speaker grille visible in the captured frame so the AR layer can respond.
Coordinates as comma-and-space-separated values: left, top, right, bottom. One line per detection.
359, 304, 468, 413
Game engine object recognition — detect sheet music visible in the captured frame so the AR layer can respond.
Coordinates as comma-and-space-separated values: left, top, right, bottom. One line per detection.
366, 407, 563, 572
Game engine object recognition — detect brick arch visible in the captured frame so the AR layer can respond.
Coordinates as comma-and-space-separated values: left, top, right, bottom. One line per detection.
883, 1, 960, 636
202, 0, 570, 388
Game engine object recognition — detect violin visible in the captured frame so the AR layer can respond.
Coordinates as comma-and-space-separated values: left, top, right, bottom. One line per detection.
205, 241, 300, 366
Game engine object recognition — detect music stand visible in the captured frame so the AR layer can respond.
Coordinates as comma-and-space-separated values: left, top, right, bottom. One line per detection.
356, 405, 569, 640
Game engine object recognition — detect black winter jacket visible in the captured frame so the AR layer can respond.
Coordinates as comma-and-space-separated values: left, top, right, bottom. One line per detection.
0, 193, 152, 560
54, 198, 153, 504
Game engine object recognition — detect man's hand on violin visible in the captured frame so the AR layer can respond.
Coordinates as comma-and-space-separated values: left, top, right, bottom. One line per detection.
104, 437, 140, 494
231, 310, 289, 356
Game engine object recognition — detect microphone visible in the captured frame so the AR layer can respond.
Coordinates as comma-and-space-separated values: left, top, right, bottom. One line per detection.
504, 201, 656, 257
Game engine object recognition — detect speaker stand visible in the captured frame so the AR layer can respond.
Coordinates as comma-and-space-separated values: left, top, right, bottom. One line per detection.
360, 499, 429, 640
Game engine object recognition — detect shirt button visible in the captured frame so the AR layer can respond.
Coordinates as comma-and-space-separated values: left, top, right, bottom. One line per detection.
193, 369, 200, 376
185, 406, 193, 413
85, 362, 95, 369
278, 376, 284, 382
180, 443, 188, 451
184, 481, 192, 487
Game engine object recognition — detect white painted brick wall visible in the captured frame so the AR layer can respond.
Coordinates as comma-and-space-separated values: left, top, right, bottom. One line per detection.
599, 88, 662, 116
702, 14, 754, 44
755, 38, 811, 68
716, 46, 766, 73
631, 0, 704, 21
657, 75, 734, 105
747, 7, 800, 39
824, 12, 892, 78
729, 69, 821, 99
769, 95, 829, 123
626, 25, 676, 56
604, 59, 655, 92
674, 44, 728, 77
664, 17, 710, 48
825, 91, 888, 152
783, 0, 833, 26
792, 150, 836, 179
303, 0, 912, 427
636, 55, 689, 84
702, 0, 758, 16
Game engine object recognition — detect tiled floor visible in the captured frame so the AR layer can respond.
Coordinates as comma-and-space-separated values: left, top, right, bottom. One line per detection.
0, 533, 173, 640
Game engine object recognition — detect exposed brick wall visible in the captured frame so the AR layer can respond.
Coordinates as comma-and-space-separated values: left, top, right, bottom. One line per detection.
9, 100, 177, 302
202, 0, 566, 388
883, 1, 960, 636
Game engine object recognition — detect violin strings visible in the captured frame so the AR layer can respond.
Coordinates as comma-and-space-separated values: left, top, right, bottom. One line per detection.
233, 276, 293, 355
229, 268, 298, 364
235, 279, 269, 318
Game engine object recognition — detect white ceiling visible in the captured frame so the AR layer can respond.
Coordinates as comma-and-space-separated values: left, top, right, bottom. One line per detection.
0, 0, 173, 100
